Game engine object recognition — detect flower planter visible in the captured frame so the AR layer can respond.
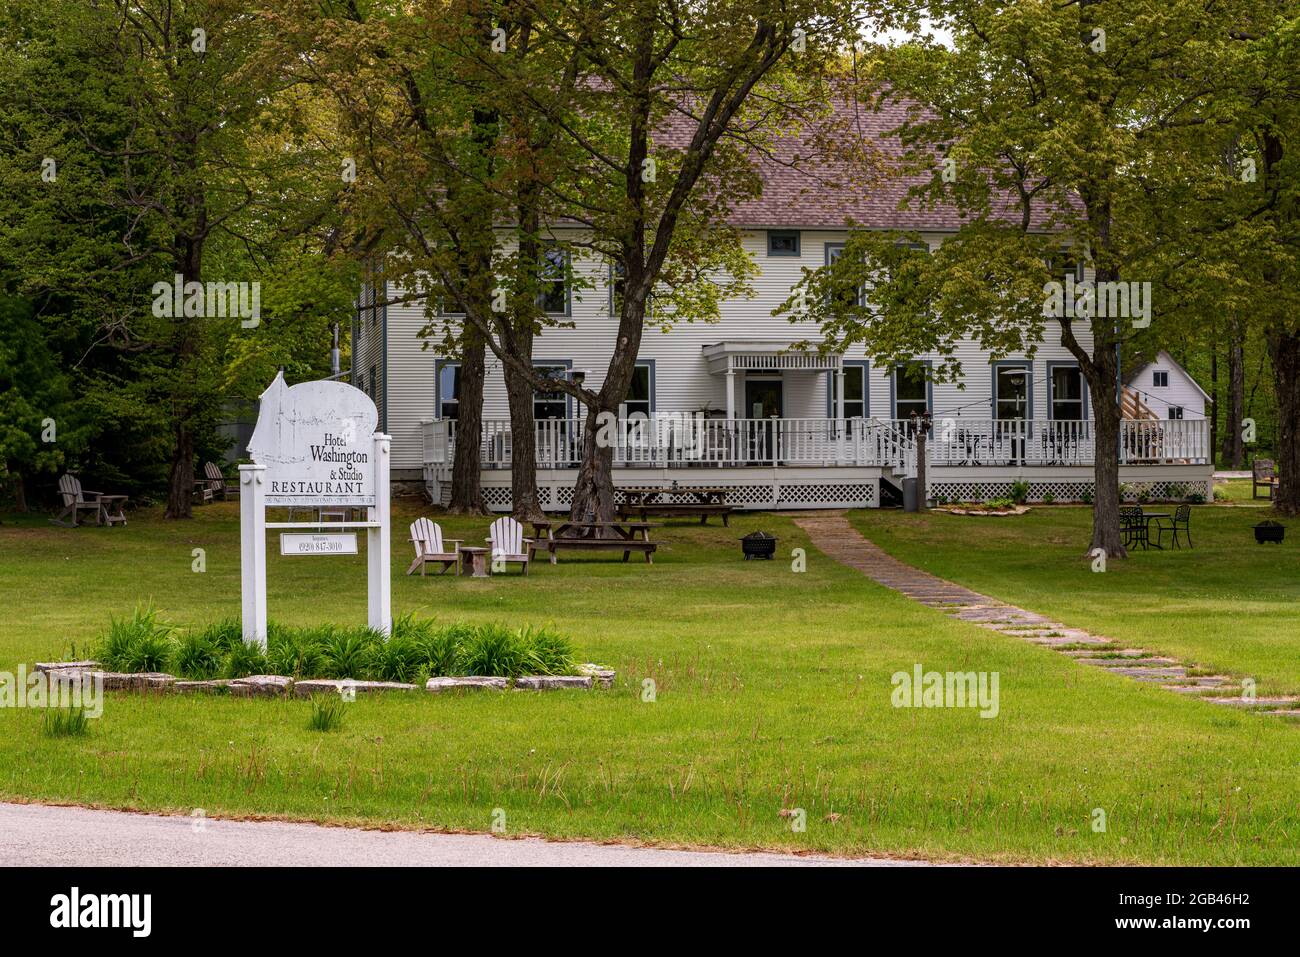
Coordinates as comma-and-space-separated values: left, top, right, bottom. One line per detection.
1254, 522, 1286, 544
741, 531, 777, 560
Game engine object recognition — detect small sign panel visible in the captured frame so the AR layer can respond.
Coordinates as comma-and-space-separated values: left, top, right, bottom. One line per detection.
280, 532, 358, 556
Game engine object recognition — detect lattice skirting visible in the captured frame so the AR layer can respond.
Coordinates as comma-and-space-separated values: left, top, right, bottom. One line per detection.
930, 479, 1213, 505
429, 479, 876, 511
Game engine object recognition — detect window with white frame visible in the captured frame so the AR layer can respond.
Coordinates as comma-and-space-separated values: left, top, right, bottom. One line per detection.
538, 247, 569, 315
623, 363, 652, 419
893, 363, 928, 420
1153, 370, 1169, 388
1168, 406, 1184, 420
830, 364, 867, 419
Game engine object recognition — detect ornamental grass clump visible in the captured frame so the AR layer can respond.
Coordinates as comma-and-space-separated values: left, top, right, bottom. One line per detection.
97, 604, 174, 673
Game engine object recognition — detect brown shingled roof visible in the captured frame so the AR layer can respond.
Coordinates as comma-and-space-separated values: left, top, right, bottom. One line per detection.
722, 94, 1063, 232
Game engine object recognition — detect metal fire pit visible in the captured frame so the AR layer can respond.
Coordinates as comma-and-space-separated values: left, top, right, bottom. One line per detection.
741, 531, 777, 560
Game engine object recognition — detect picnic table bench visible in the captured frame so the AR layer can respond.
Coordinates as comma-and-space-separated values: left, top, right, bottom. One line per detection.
617, 486, 732, 526
528, 520, 659, 564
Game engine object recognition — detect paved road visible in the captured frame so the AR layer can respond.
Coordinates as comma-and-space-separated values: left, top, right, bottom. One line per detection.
0, 802, 927, 867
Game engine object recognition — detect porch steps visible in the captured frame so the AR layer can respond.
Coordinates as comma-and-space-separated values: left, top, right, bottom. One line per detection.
793, 512, 1296, 723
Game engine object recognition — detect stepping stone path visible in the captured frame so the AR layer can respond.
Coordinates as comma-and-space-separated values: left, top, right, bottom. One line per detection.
794, 513, 1298, 720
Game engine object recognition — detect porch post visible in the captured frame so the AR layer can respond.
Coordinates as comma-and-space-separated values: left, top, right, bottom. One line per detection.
725, 366, 736, 420
835, 367, 846, 463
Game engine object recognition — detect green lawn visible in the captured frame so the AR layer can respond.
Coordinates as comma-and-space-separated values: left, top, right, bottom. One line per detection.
1, 500, 1298, 864
850, 501, 1300, 695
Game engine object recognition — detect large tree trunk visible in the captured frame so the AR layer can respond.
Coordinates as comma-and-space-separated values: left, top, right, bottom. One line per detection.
1220, 321, 1246, 468
164, 240, 202, 520
571, 400, 616, 524
1266, 329, 1300, 516
12, 473, 27, 512
506, 355, 543, 520
1088, 388, 1127, 557
447, 329, 488, 514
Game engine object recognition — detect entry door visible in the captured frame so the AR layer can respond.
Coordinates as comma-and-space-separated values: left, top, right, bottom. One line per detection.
744, 379, 782, 463
995, 366, 1030, 463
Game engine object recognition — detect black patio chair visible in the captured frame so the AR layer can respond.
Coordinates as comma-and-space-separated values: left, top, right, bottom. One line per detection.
1152, 504, 1193, 549
1119, 505, 1148, 550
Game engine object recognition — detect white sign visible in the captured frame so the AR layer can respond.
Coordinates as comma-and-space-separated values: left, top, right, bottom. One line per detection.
280, 532, 358, 556
247, 372, 378, 507
240, 373, 392, 648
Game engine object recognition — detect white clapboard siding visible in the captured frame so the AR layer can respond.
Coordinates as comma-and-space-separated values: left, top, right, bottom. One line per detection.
379, 228, 1099, 471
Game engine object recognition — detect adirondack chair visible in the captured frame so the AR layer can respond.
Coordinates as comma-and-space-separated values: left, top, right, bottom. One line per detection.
196, 461, 236, 502
486, 516, 532, 574
1253, 458, 1278, 500
52, 474, 126, 527
406, 517, 462, 576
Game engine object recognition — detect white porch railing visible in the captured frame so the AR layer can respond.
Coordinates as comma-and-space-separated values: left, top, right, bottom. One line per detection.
918, 418, 1209, 466
421, 416, 1208, 471
423, 416, 916, 470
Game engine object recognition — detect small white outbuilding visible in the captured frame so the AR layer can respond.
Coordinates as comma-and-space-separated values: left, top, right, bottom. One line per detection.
1125, 350, 1210, 420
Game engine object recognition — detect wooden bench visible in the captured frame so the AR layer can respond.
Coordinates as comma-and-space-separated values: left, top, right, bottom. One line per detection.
617, 486, 733, 526
529, 520, 658, 564
617, 502, 732, 526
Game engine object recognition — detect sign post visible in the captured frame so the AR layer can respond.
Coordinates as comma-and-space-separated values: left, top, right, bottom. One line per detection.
239, 463, 268, 647
367, 431, 391, 634
240, 372, 390, 649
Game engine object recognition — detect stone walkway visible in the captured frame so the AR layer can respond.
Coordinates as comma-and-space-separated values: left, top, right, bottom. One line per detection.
793, 513, 1300, 718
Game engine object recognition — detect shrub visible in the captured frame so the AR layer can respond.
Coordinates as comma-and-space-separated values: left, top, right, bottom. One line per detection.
198, 618, 245, 652
1080, 488, 1094, 505
43, 707, 90, 738
519, 625, 577, 676
1041, 492, 1056, 505
307, 696, 345, 733
1213, 487, 1229, 502
1008, 480, 1030, 505
986, 496, 1016, 510
460, 623, 531, 678
318, 627, 379, 679
1186, 491, 1206, 504
224, 639, 269, 679
267, 625, 328, 679
97, 604, 174, 673
422, 623, 472, 677
371, 632, 426, 684
172, 630, 224, 680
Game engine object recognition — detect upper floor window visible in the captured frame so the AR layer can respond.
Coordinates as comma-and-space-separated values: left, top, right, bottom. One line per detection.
767, 230, 801, 257
1152, 370, 1169, 388
538, 247, 569, 315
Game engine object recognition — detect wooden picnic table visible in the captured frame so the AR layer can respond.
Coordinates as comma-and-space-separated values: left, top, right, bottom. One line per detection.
617, 485, 732, 526
529, 519, 659, 564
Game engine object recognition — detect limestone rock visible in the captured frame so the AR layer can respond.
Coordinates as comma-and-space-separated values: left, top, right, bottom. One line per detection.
228, 674, 294, 697
425, 676, 508, 693
294, 679, 418, 698
514, 675, 593, 691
